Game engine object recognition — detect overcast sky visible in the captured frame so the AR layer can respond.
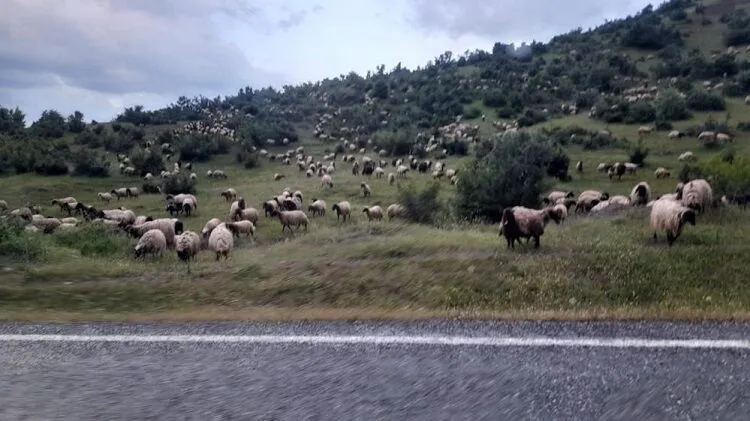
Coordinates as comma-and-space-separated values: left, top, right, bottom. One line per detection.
0, 0, 654, 124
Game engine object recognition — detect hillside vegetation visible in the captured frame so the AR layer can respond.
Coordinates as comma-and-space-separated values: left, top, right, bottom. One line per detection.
2, 0, 750, 321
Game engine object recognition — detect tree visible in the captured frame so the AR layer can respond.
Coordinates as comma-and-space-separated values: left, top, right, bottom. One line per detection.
455, 131, 558, 222
31, 110, 66, 138
67, 111, 86, 133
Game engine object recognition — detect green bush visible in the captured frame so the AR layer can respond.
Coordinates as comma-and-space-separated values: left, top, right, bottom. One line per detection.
52, 224, 129, 258
0, 219, 46, 262
455, 130, 554, 223
161, 173, 197, 195
396, 182, 443, 225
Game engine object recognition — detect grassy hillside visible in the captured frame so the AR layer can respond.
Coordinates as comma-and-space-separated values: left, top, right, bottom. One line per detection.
2, 0, 750, 321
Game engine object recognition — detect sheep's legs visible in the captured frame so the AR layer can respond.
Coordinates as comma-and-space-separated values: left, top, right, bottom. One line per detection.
652, 232, 658, 242
533, 236, 540, 248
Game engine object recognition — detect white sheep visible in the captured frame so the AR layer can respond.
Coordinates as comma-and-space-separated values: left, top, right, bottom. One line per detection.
650, 199, 697, 246
212, 170, 228, 179
201, 218, 223, 237
31, 217, 62, 233
272, 209, 309, 233
363, 205, 384, 221
332, 201, 352, 221
134, 229, 167, 259
629, 182, 651, 206
221, 188, 238, 201
233, 207, 259, 225
321, 174, 333, 188
274, 173, 286, 181
208, 223, 235, 260
551, 203, 568, 223
97, 192, 112, 203
360, 182, 372, 197
175, 231, 202, 271
386, 204, 407, 220
111, 188, 128, 200
388, 173, 396, 185
677, 179, 713, 212
654, 167, 670, 179
499, 207, 561, 248
100, 208, 136, 225
678, 151, 696, 162
226, 220, 256, 237
126, 218, 184, 249
307, 199, 327, 216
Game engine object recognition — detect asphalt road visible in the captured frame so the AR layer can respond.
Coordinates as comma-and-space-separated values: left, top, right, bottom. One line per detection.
0, 320, 749, 420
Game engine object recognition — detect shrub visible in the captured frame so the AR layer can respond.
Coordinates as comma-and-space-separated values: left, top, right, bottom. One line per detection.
628, 139, 650, 166
161, 173, 197, 195
0, 219, 46, 262
455, 130, 554, 223
52, 224, 129, 258
685, 90, 726, 111
396, 182, 443, 225
72, 150, 110, 177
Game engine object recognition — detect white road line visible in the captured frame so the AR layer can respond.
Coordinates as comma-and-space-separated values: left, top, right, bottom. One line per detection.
0, 334, 749, 349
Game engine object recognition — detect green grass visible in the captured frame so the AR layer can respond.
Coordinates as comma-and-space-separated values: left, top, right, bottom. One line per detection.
1, 114, 750, 322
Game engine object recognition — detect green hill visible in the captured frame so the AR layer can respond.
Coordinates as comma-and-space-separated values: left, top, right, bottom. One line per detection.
2, 0, 750, 321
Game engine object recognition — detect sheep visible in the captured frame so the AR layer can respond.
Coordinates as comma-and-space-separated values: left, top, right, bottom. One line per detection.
100, 208, 136, 225
179, 197, 196, 217
263, 200, 280, 217
272, 209, 309, 233
546, 191, 575, 205
111, 188, 128, 200
122, 166, 136, 176
307, 199, 327, 216
654, 167, 670, 179
57, 222, 77, 231
575, 161, 583, 172
225, 220, 256, 237
668, 130, 683, 139
363, 205, 384, 221
274, 173, 285, 181
386, 203, 407, 220
51, 197, 77, 210
31, 217, 62, 234
321, 174, 333, 188
201, 218, 223, 237
212, 170, 228, 179
208, 223, 236, 260
575, 190, 609, 213
228, 198, 246, 221
126, 187, 140, 198
610, 195, 631, 206
638, 126, 653, 135
175, 231, 202, 272
134, 229, 168, 259
332, 201, 352, 221
650, 199, 697, 246
0, 200, 6, 212
677, 179, 713, 213
716, 133, 732, 142
133, 215, 153, 225
678, 151, 696, 162
387, 173, 396, 185
293, 190, 304, 201
221, 188, 238, 201
189, 172, 197, 181
125, 218, 184, 249
144, 173, 154, 181
551, 203, 568, 223
360, 182, 372, 197
97, 192, 113, 203
499, 207, 559, 249
233, 207, 259, 225
630, 182, 652, 206
698, 131, 715, 142
597, 162, 612, 173
624, 163, 638, 174
374, 167, 385, 178
281, 196, 303, 211
169, 194, 199, 210
60, 217, 79, 225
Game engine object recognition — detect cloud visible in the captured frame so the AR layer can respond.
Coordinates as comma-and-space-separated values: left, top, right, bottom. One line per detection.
0, 0, 288, 122
406, 0, 652, 42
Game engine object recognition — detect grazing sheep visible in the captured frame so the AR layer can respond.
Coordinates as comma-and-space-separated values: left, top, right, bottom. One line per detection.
654, 167, 670, 179
388, 173, 396, 185
386, 204, 407, 220
201, 218, 223, 237
281, 196, 303, 211
100, 208, 136, 225
668, 130, 683, 139
31, 217, 62, 234
638, 126, 653, 135
228, 198, 246, 221
221, 188, 238, 201
546, 191, 575, 205
97, 192, 113, 203
111, 188, 128, 200
650, 199, 697, 246
716, 133, 732, 142
575, 190, 609, 213
307, 199, 327, 216
144, 173, 154, 181
233, 207, 259, 225
272, 209, 309, 233
630, 182, 652, 206
274, 173, 285, 181
211, 170, 228, 179
208, 223, 236, 260
677, 179, 713, 213
360, 182, 372, 197
225, 220, 256, 237
576, 161, 583, 172
125, 218, 184, 249
175, 231, 202, 270
321, 174, 333, 188
51, 197, 77, 210
374, 167, 385, 178
363, 205, 384, 221
134, 229, 167, 259
678, 151, 696, 162
60, 217, 79, 225
698, 131, 715, 142
126, 187, 140, 198
332, 201, 352, 221
499, 207, 560, 249
263, 200, 280, 217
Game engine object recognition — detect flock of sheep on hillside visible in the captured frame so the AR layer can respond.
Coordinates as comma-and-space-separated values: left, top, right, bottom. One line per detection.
0, 131, 736, 270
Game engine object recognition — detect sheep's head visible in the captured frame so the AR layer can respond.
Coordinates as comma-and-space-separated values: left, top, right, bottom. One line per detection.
565, 191, 575, 198
362, 207, 369, 213
134, 246, 145, 259
174, 220, 185, 235
332, 204, 340, 212
546, 208, 563, 225
675, 182, 685, 198
238, 198, 246, 210
680, 209, 697, 227
601, 192, 610, 201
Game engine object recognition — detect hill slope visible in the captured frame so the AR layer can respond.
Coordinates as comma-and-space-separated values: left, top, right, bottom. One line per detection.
2, 0, 750, 321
